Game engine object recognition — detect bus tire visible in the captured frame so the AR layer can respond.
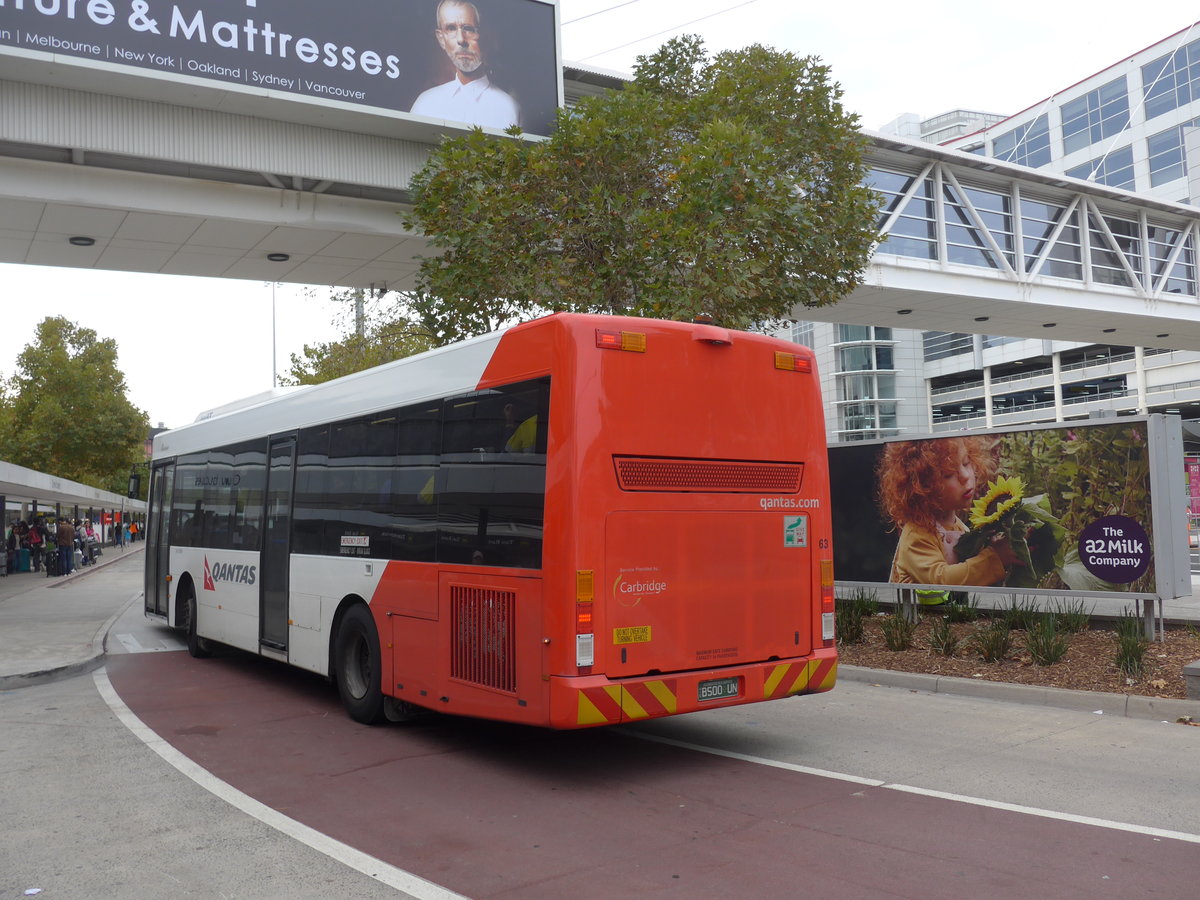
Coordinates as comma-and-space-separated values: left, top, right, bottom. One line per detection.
335, 603, 385, 725
183, 587, 213, 659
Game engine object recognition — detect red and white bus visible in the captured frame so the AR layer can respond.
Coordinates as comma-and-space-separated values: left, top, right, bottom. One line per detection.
145, 313, 836, 728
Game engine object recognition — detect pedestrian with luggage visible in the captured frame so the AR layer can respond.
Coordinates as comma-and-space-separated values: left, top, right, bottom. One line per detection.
13, 521, 31, 573
80, 519, 98, 566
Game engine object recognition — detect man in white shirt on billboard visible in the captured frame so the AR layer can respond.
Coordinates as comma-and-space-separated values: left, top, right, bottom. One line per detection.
411, 0, 521, 130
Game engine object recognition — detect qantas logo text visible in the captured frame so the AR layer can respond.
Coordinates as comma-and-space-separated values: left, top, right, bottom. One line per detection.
202, 555, 257, 591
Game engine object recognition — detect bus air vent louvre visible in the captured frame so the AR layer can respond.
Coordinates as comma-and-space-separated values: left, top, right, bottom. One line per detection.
451, 586, 517, 693
614, 457, 803, 493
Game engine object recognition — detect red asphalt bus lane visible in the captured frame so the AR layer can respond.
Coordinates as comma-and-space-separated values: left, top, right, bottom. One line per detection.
107, 652, 1197, 900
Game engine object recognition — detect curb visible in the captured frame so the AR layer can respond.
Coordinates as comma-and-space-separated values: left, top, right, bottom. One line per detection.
838, 664, 1200, 723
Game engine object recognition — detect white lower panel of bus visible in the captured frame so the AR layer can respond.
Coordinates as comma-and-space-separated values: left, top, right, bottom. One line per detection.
174, 548, 389, 677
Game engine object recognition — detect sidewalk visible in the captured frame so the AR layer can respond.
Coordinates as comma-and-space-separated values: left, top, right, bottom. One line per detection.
0, 542, 144, 687
1, 547, 1199, 717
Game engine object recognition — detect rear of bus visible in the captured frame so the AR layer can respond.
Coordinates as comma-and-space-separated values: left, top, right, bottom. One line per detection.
491, 315, 836, 728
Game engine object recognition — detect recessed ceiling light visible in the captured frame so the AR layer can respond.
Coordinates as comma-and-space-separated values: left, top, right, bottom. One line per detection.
68, 236, 95, 246
1102, 328, 1116, 333
1156, 333, 1170, 338
267, 252, 290, 262
897, 309, 912, 315
1042, 323, 1056, 328
974, 316, 989, 322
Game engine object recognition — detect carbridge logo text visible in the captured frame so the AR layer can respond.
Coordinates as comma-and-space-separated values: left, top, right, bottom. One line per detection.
202, 555, 257, 591
612, 572, 667, 607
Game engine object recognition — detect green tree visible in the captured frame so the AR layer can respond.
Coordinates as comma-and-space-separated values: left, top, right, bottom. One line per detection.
0, 316, 148, 491
281, 290, 435, 386
406, 35, 880, 342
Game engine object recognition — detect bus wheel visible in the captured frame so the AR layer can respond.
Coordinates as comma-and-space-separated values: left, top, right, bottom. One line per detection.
335, 604, 385, 725
183, 588, 213, 659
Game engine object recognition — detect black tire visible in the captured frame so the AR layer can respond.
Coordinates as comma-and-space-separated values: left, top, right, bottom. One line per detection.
183, 588, 213, 659
334, 604, 385, 725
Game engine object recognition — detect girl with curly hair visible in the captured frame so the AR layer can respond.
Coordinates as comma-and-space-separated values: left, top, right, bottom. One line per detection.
877, 437, 1018, 586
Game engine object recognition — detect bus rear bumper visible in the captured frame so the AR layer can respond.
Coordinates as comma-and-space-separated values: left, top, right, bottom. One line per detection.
549, 647, 838, 728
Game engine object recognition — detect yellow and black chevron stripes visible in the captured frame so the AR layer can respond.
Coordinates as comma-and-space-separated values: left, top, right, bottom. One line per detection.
763, 657, 837, 699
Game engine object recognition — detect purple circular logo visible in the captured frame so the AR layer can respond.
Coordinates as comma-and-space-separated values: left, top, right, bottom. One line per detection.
1078, 515, 1151, 584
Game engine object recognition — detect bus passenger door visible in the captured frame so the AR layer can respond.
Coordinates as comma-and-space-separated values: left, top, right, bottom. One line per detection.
144, 462, 174, 618
260, 438, 295, 651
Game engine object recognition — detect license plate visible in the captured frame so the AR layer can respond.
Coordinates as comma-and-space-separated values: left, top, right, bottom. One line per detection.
697, 676, 739, 702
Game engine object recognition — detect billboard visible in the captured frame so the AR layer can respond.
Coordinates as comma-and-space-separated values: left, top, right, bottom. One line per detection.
0, 0, 560, 135
829, 416, 1190, 601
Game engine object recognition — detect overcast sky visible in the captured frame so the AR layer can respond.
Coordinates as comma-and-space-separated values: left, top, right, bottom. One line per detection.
1, 0, 1195, 428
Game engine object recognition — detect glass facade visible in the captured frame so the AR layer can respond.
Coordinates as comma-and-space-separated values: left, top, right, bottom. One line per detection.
790, 321, 814, 349
992, 114, 1052, 168
1065, 144, 1136, 190
1088, 211, 1141, 288
1149, 225, 1198, 295
1022, 197, 1082, 279
923, 331, 972, 362
1061, 77, 1130, 155
1147, 118, 1200, 187
982, 335, 1023, 349
1143, 37, 1200, 121
944, 182, 1014, 269
866, 167, 936, 260
833, 325, 897, 440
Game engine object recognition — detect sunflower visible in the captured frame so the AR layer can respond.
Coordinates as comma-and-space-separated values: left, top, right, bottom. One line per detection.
969, 475, 1025, 528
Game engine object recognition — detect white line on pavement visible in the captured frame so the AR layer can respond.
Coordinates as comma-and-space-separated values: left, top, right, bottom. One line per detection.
93, 668, 470, 900
628, 731, 1200, 845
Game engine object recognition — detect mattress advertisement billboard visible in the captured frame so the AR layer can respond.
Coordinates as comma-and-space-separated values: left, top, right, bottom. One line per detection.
0, 0, 561, 135
829, 416, 1190, 601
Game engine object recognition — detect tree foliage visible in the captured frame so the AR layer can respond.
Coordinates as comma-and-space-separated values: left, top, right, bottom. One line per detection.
280, 290, 436, 386
0, 316, 148, 491
406, 35, 880, 341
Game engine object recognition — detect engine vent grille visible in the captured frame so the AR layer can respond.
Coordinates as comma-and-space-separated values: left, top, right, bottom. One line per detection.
614, 457, 803, 493
451, 586, 516, 693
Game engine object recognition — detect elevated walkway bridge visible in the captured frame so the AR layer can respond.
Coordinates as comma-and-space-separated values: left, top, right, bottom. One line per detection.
1, 68, 1199, 351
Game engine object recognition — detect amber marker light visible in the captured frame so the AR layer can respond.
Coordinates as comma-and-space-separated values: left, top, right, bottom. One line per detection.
576, 570, 595, 670
595, 329, 647, 352
820, 559, 836, 646
774, 351, 812, 373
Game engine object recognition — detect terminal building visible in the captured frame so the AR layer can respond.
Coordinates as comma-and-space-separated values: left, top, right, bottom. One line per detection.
804, 20, 1200, 447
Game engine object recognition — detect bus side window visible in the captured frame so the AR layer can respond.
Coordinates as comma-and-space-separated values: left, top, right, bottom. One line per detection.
438, 379, 549, 568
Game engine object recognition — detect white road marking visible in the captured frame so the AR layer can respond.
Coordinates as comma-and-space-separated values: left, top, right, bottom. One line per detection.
93, 669, 469, 900
115, 633, 144, 653
114, 633, 187, 653
628, 731, 1200, 844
